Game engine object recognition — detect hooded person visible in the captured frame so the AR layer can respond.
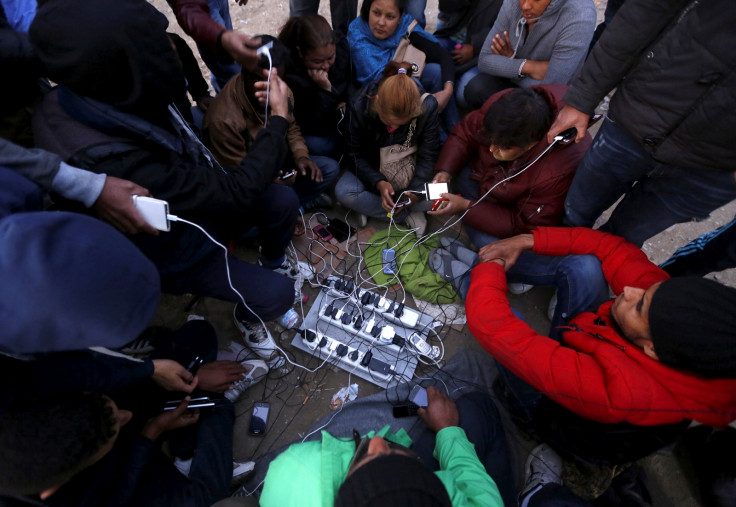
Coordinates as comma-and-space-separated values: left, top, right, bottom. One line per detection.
463, 0, 596, 109
30, 0, 302, 368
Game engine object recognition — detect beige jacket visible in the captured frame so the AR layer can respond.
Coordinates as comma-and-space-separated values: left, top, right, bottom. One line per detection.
203, 72, 309, 166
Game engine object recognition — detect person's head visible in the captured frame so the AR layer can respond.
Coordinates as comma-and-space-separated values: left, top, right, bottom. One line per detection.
372, 62, 422, 128
243, 35, 291, 96
0, 393, 132, 499
335, 434, 452, 506
610, 277, 736, 378
30, 0, 186, 123
360, 0, 406, 40
481, 88, 552, 162
278, 15, 337, 72
519, 0, 553, 21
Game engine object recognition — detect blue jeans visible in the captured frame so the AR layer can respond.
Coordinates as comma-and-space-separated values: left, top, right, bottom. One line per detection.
463, 72, 516, 110
291, 155, 340, 205
420, 63, 461, 133
289, 0, 357, 36
457, 166, 610, 339
564, 117, 736, 246
196, 0, 240, 93
404, 0, 427, 28
335, 171, 431, 220
304, 135, 342, 158
435, 37, 481, 111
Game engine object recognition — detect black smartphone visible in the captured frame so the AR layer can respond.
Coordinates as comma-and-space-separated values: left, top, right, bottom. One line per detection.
326, 219, 355, 242
248, 401, 270, 436
392, 404, 420, 418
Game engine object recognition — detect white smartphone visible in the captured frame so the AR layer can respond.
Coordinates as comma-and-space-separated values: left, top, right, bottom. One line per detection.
425, 182, 449, 200
133, 195, 170, 232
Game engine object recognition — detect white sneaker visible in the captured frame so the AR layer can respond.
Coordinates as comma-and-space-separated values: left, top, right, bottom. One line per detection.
233, 306, 284, 368
351, 212, 368, 228
405, 211, 427, 237
518, 444, 563, 506
259, 254, 300, 280
223, 359, 268, 402
508, 282, 534, 295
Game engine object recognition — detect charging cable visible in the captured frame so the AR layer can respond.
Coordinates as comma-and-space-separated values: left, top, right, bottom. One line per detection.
257, 42, 273, 127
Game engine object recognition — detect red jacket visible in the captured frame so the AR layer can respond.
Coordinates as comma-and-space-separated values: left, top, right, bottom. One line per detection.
434, 84, 591, 238
466, 227, 736, 426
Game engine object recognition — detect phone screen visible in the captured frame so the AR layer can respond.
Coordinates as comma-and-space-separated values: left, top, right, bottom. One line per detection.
249, 402, 270, 435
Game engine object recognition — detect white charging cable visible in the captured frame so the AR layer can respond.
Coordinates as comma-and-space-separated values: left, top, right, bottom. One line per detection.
257, 42, 273, 127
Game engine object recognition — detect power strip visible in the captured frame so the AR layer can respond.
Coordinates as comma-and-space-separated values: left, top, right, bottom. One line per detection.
325, 277, 421, 328
298, 329, 395, 382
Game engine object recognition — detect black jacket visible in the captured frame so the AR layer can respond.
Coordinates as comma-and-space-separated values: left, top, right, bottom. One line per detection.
564, 0, 736, 171
346, 81, 441, 193
284, 36, 351, 138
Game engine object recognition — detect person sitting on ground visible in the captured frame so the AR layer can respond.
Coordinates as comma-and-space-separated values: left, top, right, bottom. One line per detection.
335, 61, 441, 234
204, 35, 339, 213
433, 0, 503, 109
465, 227, 736, 466
464, 0, 596, 110
348, 0, 460, 131
30, 0, 297, 368
429, 84, 590, 247
259, 387, 509, 506
278, 14, 351, 159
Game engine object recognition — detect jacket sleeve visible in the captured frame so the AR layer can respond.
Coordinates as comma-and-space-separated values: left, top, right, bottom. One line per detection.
433, 111, 483, 177
168, 0, 228, 60
347, 97, 386, 191
531, 227, 669, 294
409, 31, 455, 84
563, 0, 689, 114
466, 262, 638, 424
286, 100, 310, 162
408, 96, 441, 191
476, 0, 518, 79
462, 147, 583, 237
433, 427, 503, 507
517, 4, 596, 87
467, 0, 503, 57
169, 32, 210, 101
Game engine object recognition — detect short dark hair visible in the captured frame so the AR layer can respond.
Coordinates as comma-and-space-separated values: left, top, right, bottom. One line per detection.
0, 393, 117, 496
481, 88, 552, 149
360, 0, 406, 22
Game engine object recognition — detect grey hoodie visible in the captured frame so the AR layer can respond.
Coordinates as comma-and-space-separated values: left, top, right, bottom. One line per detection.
477, 0, 596, 87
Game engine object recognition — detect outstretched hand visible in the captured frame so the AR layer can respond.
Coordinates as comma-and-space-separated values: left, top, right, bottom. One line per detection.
417, 386, 459, 432
220, 31, 260, 71
152, 359, 197, 393
547, 104, 590, 144
477, 233, 535, 270
196, 360, 248, 392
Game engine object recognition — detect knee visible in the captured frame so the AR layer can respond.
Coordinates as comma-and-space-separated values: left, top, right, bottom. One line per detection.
264, 184, 299, 218
463, 76, 489, 110
258, 273, 294, 321
335, 174, 360, 204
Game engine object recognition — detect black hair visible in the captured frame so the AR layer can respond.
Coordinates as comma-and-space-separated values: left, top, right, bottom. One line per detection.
0, 393, 118, 496
360, 0, 407, 22
481, 88, 553, 149
253, 34, 291, 73
278, 15, 336, 64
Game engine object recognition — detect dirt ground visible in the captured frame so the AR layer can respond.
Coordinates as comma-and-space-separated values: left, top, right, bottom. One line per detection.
148, 1, 733, 505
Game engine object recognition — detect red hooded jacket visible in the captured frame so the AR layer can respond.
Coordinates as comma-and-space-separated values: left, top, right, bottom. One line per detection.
466, 227, 736, 426
433, 84, 591, 238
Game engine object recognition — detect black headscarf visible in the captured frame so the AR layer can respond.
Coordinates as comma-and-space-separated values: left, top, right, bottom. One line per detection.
30, 0, 187, 123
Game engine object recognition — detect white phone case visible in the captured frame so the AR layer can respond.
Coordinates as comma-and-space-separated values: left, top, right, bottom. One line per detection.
133, 196, 170, 231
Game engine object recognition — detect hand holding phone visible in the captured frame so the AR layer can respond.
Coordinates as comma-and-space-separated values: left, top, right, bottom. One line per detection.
132, 195, 170, 232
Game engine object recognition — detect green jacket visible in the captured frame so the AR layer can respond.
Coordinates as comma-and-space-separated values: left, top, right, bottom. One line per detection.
259, 425, 503, 507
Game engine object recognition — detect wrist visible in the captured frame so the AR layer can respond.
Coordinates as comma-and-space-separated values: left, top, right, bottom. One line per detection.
518, 59, 528, 79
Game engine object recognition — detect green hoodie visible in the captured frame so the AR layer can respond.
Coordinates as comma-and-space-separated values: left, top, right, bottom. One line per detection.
260, 425, 502, 507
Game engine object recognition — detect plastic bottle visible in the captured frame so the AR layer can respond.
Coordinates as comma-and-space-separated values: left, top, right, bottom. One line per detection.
280, 308, 301, 329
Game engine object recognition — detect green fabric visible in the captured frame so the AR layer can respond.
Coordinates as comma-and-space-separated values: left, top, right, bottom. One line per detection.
259, 425, 502, 507
363, 228, 460, 304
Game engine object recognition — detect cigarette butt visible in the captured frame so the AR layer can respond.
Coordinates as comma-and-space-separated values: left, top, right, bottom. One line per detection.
302, 395, 310, 405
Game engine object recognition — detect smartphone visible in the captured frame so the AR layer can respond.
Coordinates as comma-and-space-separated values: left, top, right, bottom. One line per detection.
133, 195, 170, 232
248, 401, 270, 436
163, 396, 214, 411
393, 404, 420, 418
280, 169, 297, 180
425, 182, 449, 200
382, 248, 397, 275
326, 219, 355, 242
409, 385, 428, 407
313, 224, 334, 241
